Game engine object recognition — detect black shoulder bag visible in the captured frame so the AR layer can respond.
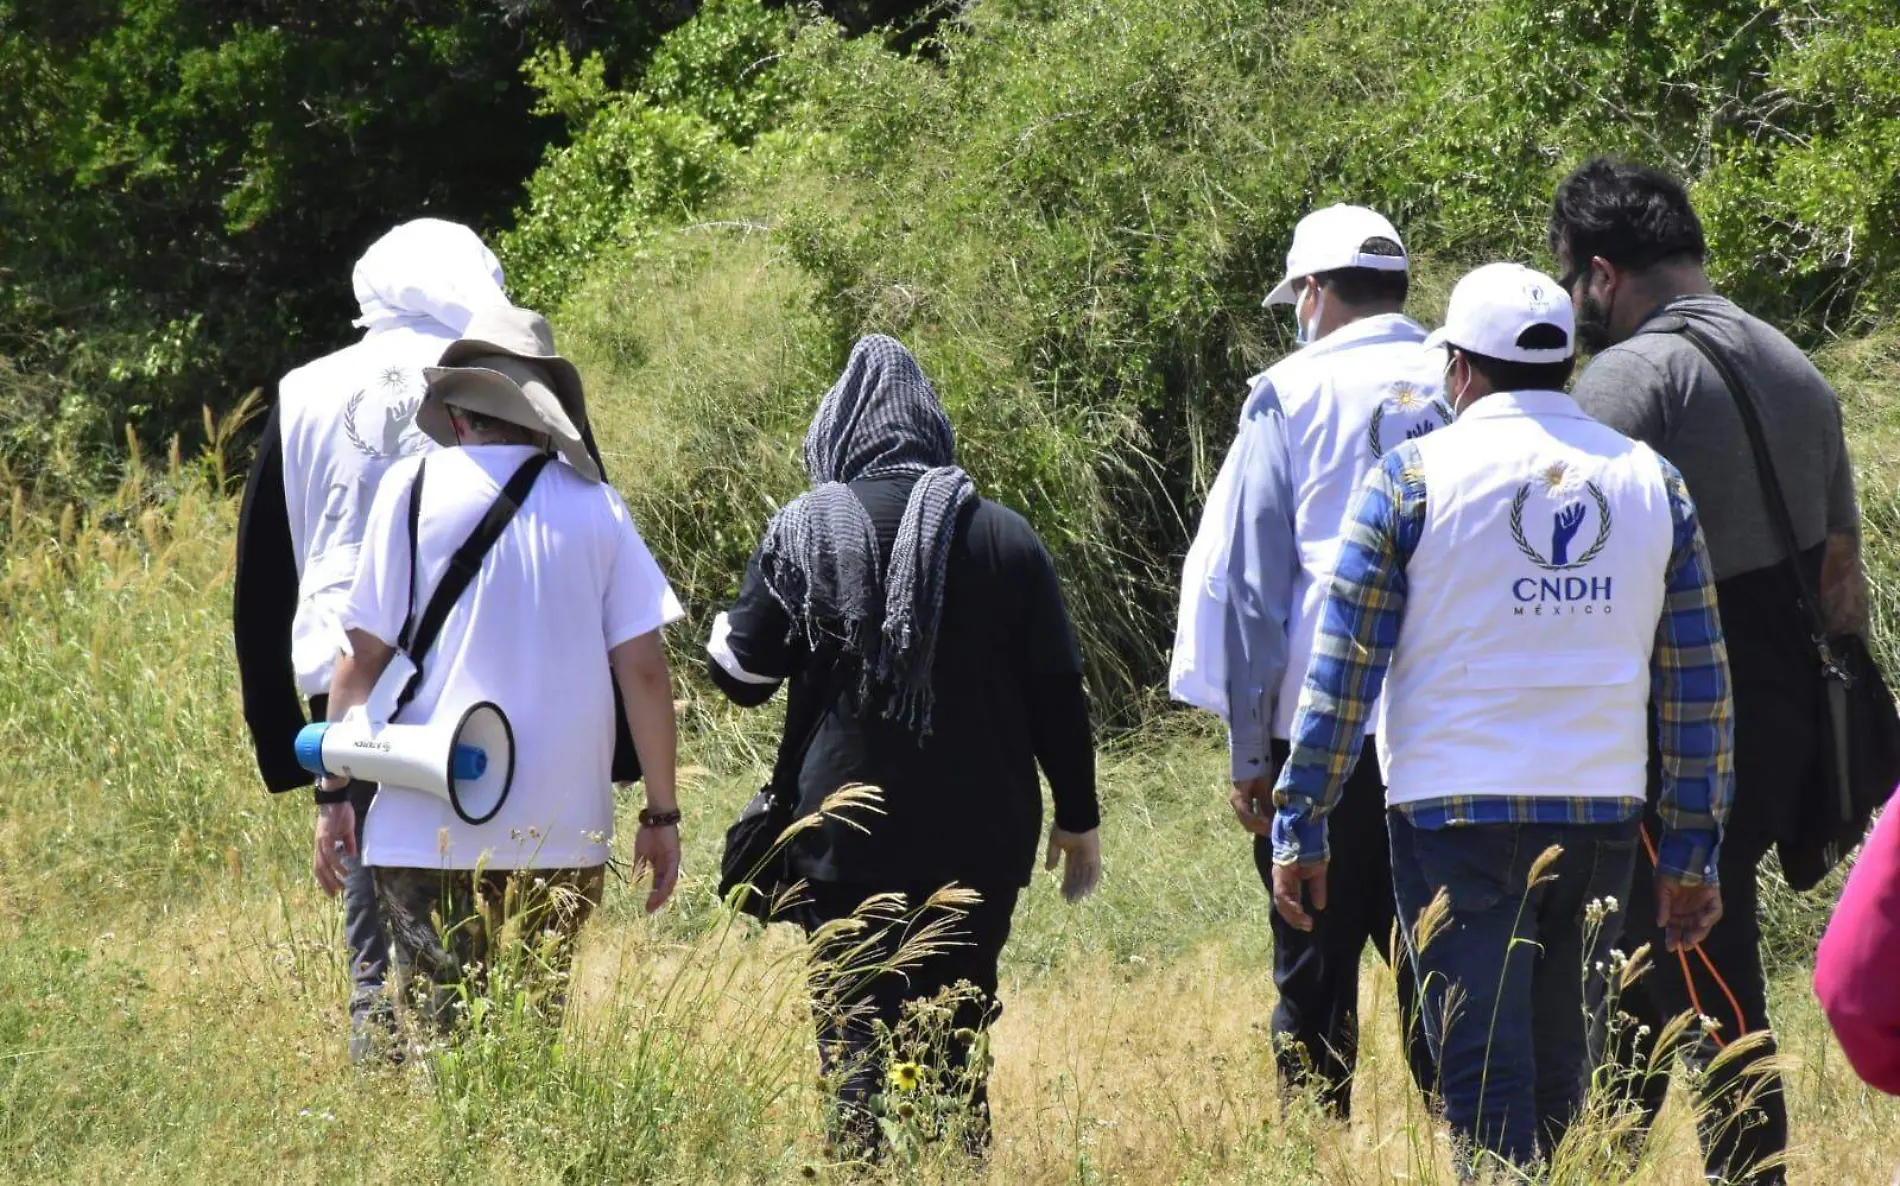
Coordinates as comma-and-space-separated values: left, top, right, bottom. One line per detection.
717, 665, 838, 922
391, 452, 551, 718
1665, 321, 1900, 890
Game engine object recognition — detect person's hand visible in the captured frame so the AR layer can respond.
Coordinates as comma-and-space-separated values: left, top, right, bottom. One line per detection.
1044, 826, 1101, 903
314, 801, 358, 897
1551, 501, 1587, 565
1229, 777, 1273, 836
633, 821, 681, 915
1655, 875, 1723, 952
1271, 859, 1328, 932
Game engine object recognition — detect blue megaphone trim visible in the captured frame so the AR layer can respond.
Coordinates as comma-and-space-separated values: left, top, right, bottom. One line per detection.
446, 701, 514, 826
294, 722, 331, 778
451, 744, 487, 781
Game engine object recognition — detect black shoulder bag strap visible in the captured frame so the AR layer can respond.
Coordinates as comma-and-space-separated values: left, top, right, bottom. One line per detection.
1664, 322, 1837, 668
1662, 321, 1859, 821
392, 452, 553, 717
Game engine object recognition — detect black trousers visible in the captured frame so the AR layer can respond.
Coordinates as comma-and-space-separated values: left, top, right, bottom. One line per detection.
1599, 823, 1787, 1184
795, 879, 1020, 1160
1255, 739, 1436, 1117
1589, 562, 1818, 1186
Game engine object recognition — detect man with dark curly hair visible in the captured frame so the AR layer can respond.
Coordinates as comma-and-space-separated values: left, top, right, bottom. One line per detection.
1552, 156, 1870, 1185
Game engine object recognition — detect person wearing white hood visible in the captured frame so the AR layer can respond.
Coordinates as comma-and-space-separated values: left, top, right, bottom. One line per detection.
234, 219, 641, 1060
1169, 204, 1445, 1115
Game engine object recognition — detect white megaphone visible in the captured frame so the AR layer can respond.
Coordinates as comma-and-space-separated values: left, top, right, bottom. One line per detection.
293, 658, 515, 825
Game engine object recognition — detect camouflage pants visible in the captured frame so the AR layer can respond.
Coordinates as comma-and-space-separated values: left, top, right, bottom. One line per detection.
370, 865, 604, 1033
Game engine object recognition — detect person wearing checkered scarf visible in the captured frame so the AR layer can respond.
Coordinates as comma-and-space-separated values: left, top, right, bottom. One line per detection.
757, 334, 976, 735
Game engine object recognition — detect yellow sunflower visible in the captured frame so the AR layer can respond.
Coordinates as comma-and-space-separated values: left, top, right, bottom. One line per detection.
888, 1061, 923, 1092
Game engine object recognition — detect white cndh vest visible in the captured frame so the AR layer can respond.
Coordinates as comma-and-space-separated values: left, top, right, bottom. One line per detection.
1377, 391, 1676, 808
279, 325, 449, 694
1271, 314, 1449, 737
1170, 314, 1450, 721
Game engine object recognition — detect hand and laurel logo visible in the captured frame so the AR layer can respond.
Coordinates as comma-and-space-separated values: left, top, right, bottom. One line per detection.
343, 365, 428, 459
1367, 381, 1454, 458
1510, 460, 1613, 571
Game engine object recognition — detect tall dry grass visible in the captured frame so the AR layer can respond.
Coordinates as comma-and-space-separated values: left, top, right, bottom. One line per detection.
1, 397, 1896, 1183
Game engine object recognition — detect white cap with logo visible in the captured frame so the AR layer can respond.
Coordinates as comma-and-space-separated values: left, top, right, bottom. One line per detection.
1423, 262, 1575, 364
1262, 204, 1410, 307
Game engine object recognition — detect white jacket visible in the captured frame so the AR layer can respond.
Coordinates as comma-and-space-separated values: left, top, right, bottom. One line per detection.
278, 220, 507, 693
1170, 314, 1448, 748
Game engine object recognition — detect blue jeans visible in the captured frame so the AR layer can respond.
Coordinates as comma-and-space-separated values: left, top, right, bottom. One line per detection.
1388, 812, 1638, 1173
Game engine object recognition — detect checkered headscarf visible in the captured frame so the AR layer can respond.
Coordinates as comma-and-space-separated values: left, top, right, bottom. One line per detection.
758, 335, 976, 734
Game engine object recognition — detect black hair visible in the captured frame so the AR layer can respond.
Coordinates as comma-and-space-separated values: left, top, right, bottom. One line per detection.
448, 404, 542, 444
1458, 342, 1576, 394
1548, 157, 1707, 272
1313, 236, 1409, 306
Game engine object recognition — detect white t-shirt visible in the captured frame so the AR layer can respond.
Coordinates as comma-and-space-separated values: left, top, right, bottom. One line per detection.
342, 444, 683, 870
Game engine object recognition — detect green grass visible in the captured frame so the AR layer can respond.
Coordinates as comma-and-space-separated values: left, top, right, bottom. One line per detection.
5, 0, 1900, 1174
1, 395, 1897, 1182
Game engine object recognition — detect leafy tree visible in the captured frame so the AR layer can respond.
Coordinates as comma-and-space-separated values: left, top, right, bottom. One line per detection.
0, 0, 690, 484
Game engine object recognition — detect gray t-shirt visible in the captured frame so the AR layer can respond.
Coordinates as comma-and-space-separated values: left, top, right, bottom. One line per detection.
1570, 294, 1858, 582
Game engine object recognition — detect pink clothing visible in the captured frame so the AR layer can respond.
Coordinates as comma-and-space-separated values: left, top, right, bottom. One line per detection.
1815, 799, 1900, 1094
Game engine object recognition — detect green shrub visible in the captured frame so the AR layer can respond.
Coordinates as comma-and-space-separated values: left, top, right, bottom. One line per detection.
500, 0, 801, 312
525, 0, 1900, 717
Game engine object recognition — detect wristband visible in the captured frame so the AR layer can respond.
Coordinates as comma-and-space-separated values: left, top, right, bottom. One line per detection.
314, 782, 350, 806
637, 806, 682, 829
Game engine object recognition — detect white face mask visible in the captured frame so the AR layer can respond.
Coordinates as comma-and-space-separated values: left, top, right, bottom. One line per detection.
1296, 283, 1326, 346
1443, 352, 1473, 416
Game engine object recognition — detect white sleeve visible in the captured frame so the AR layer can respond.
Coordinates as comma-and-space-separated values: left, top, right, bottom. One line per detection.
602, 490, 685, 648
338, 460, 418, 649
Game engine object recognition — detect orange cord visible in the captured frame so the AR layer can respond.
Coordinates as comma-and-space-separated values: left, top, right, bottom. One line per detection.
1639, 825, 1746, 1049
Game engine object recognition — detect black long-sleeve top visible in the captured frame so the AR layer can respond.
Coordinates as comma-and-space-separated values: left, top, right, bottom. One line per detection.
708, 476, 1099, 891
233, 404, 315, 792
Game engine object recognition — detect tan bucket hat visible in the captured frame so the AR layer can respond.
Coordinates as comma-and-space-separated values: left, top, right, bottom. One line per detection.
418, 305, 601, 483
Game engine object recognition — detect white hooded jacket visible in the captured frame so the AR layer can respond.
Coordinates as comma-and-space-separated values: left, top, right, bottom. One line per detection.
277, 220, 507, 694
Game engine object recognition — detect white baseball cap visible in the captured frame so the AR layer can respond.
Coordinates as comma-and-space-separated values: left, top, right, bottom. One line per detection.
1262, 204, 1409, 307
1423, 262, 1575, 364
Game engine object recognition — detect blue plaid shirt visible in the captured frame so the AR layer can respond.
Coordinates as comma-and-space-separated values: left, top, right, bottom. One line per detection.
1270, 434, 1734, 886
